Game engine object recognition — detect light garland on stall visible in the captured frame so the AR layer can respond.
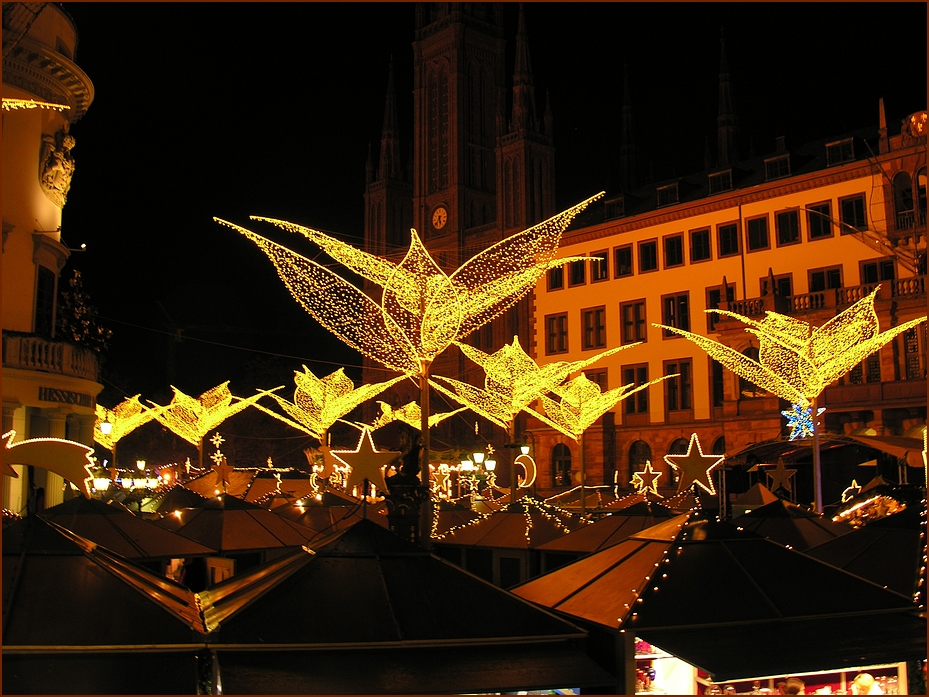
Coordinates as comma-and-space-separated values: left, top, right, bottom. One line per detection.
432, 495, 578, 542
654, 286, 927, 408
254, 366, 403, 443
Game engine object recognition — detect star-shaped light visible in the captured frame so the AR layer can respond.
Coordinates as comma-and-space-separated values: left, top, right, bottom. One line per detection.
841, 479, 861, 503
663, 433, 724, 495
210, 432, 225, 449
3, 430, 95, 497
655, 287, 926, 409
256, 366, 403, 442
211, 458, 235, 493
431, 464, 452, 498
630, 460, 662, 497
766, 457, 798, 493
330, 427, 400, 495
781, 403, 825, 441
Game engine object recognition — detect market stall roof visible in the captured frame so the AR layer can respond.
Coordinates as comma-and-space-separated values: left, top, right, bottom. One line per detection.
730, 497, 854, 551
242, 469, 314, 504
146, 484, 213, 513
804, 503, 925, 598
729, 482, 780, 515
35, 495, 216, 559
152, 495, 316, 552
200, 518, 615, 693
512, 512, 924, 681
727, 434, 925, 468
431, 496, 585, 549
183, 466, 256, 498
536, 501, 676, 554
3, 516, 204, 646
272, 498, 390, 536
431, 500, 481, 538
600, 491, 646, 510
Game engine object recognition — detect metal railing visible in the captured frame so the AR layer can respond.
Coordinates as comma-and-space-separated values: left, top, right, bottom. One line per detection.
2, 332, 99, 381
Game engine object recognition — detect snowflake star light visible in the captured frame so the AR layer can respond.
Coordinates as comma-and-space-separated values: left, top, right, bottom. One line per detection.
782, 403, 825, 441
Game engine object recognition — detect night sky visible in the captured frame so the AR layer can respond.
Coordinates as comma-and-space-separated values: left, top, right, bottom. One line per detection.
59, 2, 927, 407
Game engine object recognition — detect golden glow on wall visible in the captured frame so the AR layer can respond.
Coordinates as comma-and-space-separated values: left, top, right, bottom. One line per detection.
1, 98, 69, 111
655, 286, 927, 408
255, 366, 403, 442
214, 193, 601, 376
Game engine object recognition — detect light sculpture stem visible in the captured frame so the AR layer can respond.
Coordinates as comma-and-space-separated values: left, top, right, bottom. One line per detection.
580, 431, 587, 518
812, 394, 823, 513
508, 424, 517, 506
419, 362, 431, 488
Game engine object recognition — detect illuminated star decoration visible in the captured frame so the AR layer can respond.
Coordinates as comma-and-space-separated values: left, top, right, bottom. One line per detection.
150, 382, 275, 451
630, 460, 663, 497
655, 286, 926, 409
255, 366, 403, 443
663, 433, 724, 495
781, 403, 826, 441
841, 479, 861, 503
2, 430, 95, 497
330, 426, 401, 496
208, 432, 234, 493
431, 464, 452, 498
94, 395, 159, 451
765, 457, 798, 493
214, 194, 603, 377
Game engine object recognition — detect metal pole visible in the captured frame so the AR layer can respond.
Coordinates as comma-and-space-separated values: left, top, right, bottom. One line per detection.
812, 396, 823, 513
580, 431, 587, 518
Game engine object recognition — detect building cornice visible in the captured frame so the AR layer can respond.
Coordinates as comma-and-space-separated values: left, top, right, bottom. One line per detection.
2, 32, 94, 121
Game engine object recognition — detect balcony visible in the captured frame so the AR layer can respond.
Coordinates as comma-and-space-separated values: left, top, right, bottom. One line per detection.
2, 332, 99, 382
823, 379, 926, 410
720, 277, 925, 320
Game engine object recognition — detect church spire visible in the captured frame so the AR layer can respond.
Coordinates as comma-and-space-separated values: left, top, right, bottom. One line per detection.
378, 57, 402, 180
619, 63, 638, 192
716, 27, 739, 168
510, 4, 537, 132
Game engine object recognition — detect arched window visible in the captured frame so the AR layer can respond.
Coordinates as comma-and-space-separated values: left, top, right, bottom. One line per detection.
893, 171, 914, 230
628, 440, 652, 481
667, 438, 689, 485
552, 443, 572, 486
712, 436, 726, 456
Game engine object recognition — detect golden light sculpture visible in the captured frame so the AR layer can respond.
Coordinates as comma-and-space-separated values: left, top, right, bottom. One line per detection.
369, 401, 466, 431
631, 460, 662, 497
149, 382, 275, 469
663, 433, 724, 495
254, 366, 404, 444
533, 372, 674, 515
3, 430, 94, 497
655, 286, 926, 409
215, 193, 603, 484
432, 336, 631, 504
94, 395, 159, 455
655, 286, 926, 510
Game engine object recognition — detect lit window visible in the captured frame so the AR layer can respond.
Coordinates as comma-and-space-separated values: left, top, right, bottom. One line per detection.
590, 251, 608, 282
545, 313, 568, 354
620, 300, 647, 345
581, 306, 607, 350
661, 292, 690, 337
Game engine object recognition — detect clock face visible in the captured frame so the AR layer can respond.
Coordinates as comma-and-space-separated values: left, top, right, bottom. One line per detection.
431, 206, 448, 230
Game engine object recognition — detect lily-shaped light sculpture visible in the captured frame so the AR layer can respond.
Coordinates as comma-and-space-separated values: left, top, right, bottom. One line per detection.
215, 193, 602, 483
94, 395, 159, 472
654, 285, 926, 510
149, 382, 277, 470
369, 400, 466, 432
532, 371, 675, 516
432, 336, 637, 505
254, 365, 404, 447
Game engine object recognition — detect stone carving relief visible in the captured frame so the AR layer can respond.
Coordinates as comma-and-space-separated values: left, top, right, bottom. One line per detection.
39, 127, 76, 207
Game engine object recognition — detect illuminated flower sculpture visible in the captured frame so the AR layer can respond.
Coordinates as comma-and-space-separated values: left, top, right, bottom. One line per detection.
434, 337, 661, 509
215, 193, 602, 483
655, 286, 926, 510
94, 395, 159, 469
369, 401, 466, 431
150, 382, 275, 469
532, 372, 674, 515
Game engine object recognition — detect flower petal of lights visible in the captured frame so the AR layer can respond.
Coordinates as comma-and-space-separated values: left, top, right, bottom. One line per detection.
370, 401, 466, 431
631, 460, 662, 497
94, 395, 159, 451
150, 382, 275, 448
219, 193, 603, 373
330, 426, 400, 495
663, 433, 724, 495
533, 372, 674, 442
781, 403, 825, 441
255, 366, 404, 441
656, 286, 927, 407
3, 430, 94, 497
